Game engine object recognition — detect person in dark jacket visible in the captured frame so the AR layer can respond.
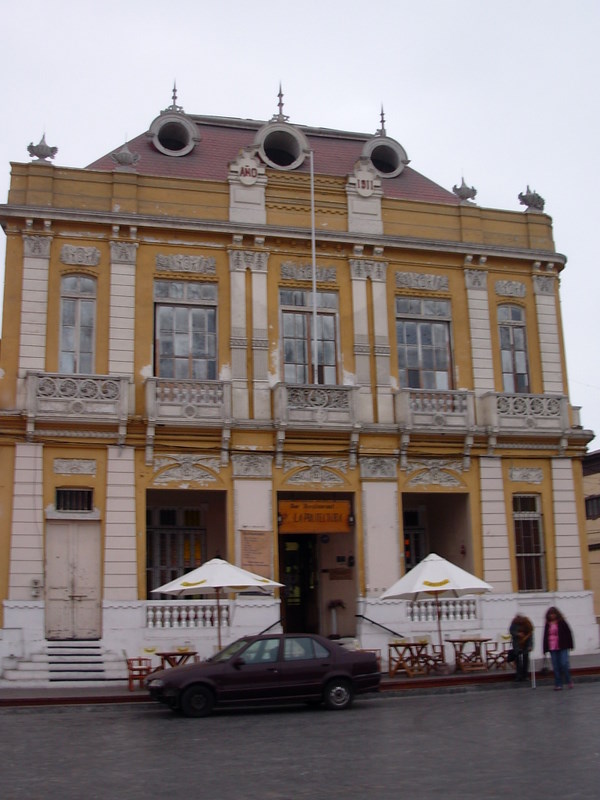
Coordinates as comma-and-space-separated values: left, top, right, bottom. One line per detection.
509, 614, 534, 681
543, 606, 574, 690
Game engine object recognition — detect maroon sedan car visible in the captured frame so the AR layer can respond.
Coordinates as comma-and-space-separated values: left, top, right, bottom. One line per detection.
146, 633, 380, 717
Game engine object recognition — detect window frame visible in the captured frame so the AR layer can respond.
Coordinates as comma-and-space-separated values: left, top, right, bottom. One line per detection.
498, 303, 530, 394
512, 494, 546, 592
279, 289, 340, 385
59, 274, 97, 375
394, 296, 454, 391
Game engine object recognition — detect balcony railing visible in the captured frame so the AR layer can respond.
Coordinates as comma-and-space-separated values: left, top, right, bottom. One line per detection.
146, 600, 230, 630
394, 389, 475, 432
479, 392, 569, 433
145, 378, 232, 425
25, 372, 131, 440
274, 383, 359, 428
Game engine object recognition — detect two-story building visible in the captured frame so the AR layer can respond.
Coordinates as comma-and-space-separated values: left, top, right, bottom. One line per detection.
0, 91, 596, 684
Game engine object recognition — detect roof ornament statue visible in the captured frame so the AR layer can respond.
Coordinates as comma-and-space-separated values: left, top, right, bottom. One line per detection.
27, 134, 58, 162
163, 81, 184, 114
111, 141, 141, 170
375, 105, 387, 137
518, 185, 545, 212
452, 177, 477, 203
271, 83, 289, 122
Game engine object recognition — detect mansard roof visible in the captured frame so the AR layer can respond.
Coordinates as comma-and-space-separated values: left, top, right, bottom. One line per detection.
87, 114, 459, 206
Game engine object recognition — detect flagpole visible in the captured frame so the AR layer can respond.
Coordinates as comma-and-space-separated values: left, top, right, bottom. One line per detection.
309, 149, 318, 384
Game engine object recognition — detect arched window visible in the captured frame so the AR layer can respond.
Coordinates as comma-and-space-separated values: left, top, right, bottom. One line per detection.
498, 304, 529, 393
59, 275, 96, 374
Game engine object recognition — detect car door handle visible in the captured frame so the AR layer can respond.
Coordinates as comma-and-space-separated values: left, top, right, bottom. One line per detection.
267, 667, 279, 673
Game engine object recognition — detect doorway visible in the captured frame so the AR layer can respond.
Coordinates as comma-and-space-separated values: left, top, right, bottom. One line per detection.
279, 535, 319, 633
45, 521, 102, 640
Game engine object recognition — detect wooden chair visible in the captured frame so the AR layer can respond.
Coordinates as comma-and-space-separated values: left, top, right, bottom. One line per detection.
126, 657, 153, 691
485, 635, 512, 670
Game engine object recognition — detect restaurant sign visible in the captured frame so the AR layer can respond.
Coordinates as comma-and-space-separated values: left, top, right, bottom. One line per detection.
278, 500, 352, 534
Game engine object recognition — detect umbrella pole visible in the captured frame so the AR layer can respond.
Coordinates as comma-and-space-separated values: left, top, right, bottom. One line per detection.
216, 587, 222, 651
436, 594, 444, 657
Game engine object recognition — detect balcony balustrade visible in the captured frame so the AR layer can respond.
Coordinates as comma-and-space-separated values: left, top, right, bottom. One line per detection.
25, 372, 131, 440
146, 600, 230, 630
479, 392, 569, 433
145, 378, 232, 426
274, 383, 359, 428
394, 389, 475, 432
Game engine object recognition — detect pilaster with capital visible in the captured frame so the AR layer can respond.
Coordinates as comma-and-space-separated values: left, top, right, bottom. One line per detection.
464, 263, 494, 392
228, 249, 250, 419
20, 234, 52, 375
109, 239, 138, 376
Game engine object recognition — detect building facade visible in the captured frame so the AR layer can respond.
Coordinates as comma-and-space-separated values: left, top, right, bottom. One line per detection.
583, 450, 600, 620
0, 93, 596, 683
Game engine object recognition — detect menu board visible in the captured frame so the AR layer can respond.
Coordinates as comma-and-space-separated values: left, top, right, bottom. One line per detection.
241, 530, 272, 578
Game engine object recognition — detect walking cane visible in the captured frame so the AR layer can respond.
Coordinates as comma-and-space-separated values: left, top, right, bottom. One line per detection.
530, 652, 536, 689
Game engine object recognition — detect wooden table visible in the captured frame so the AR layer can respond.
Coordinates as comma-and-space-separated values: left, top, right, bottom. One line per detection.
388, 641, 430, 678
446, 638, 491, 672
156, 651, 199, 669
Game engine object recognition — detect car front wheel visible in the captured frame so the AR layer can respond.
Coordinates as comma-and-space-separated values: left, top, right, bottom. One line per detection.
180, 685, 215, 718
323, 678, 353, 710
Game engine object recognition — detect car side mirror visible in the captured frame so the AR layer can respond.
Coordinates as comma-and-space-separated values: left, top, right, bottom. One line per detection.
233, 657, 245, 669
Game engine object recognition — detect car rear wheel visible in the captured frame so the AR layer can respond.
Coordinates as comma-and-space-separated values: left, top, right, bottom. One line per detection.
323, 678, 353, 710
180, 685, 215, 718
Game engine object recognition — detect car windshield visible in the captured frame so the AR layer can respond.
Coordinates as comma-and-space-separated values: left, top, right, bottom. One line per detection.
208, 638, 251, 663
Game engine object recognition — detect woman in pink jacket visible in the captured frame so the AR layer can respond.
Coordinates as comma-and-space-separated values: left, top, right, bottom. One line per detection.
543, 606, 574, 691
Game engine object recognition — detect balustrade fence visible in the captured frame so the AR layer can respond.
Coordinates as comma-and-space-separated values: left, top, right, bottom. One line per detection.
146, 601, 230, 629
407, 597, 478, 623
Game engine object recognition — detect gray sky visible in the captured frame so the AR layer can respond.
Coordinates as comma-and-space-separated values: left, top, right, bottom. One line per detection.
1, 0, 598, 448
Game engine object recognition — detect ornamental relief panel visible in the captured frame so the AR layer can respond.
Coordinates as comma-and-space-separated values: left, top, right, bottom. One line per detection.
110, 241, 138, 265
395, 271, 448, 291
350, 260, 388, 282
495, 280, 526, 297
405, 458, 464, 487
282, 457, 349, 487
228, 250, 269, 272
155, 254, 216, 274
53, 458, 97, 475
533, 275, 556, 295
359, 457, 397, 480
152, 455, 221, 486
23, 235, 51, 258
280, 262, 337, 282
464, 269, 487, 290
509, 467, 543, 484
60, 245, 101, 266
232, 453, 273, 478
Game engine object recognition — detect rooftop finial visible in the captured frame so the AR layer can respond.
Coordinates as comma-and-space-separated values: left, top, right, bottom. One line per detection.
377, 104, 387, 137
272, 83, 289, 122
164, 81, 183, 114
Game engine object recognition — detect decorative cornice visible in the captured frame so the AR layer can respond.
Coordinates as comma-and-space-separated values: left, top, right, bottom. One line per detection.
60, 244, 101, 266
153, 454, 221, 485
406, 458, 463, 487
395, 271, 449, 292
155, 253, 216, 274
282, 457, 349, 486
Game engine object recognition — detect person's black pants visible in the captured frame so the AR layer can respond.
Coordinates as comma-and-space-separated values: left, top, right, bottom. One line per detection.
516, 649, 529, 680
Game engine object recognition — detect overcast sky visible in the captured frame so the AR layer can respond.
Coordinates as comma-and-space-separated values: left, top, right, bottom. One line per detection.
1, 0, 598, 449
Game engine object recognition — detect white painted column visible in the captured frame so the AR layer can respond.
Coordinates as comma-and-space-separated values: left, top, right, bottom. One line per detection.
228, 248, 249, 420
465, 264, 495, 392
370, 261, 393, 423
231, 454, 275, 570
349, 258, 374, 423
109, 240, 138, 376
19, 234, 51, 379
250, 249, 271, 419
104, 447, 137, 599
360, 458, 400, 596
533, 274, 565, 394
9, 443, 44, 599
551, 458, 584, 590
479, 457, 512, 590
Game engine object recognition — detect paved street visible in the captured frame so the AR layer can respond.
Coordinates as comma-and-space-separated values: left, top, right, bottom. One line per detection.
1, 684, 599, 800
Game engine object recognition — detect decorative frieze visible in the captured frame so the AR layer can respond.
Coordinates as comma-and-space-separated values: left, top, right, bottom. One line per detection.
23, 235, 51, 259
155, 254, 216, 274
60, 245, 101, 266
395, 271, 449, 292
509, 467, 543, 484
280, 261, 337, 282
495, 280, 526, 298
232, 453, 273, 478
359, 457, 397, 479
350, 260, 388, 282
53, 458, 97, 475
110, 241, 138, 265
283, 457, 348, 486
153, 454, 220, 485
228, 250, 269, 273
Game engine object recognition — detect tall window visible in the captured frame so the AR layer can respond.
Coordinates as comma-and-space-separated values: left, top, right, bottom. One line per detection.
59, 275, 96, 373
280, 290, 338, 384
146, 506, 207, 597
513, 495, 546, 591
395, 297, 452, 390
498, 304, 529, 393
154, 281, 217, 379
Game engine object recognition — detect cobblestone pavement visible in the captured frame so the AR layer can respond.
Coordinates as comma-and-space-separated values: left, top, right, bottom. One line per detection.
1, 683, 599, 800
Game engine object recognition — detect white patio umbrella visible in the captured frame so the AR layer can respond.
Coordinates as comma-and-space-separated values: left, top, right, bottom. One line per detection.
152, 558, 283, 650
380, 553, 493, 655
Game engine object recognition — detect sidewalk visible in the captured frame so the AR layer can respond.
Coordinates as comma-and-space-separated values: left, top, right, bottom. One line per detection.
1, 652, 599, 708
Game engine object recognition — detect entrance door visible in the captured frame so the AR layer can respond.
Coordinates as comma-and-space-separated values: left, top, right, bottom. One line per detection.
45, 521, 102, 640
279, 536, 319, 633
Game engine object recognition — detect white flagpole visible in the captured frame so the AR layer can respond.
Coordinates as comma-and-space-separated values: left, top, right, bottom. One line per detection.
309, 150, 318, 384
